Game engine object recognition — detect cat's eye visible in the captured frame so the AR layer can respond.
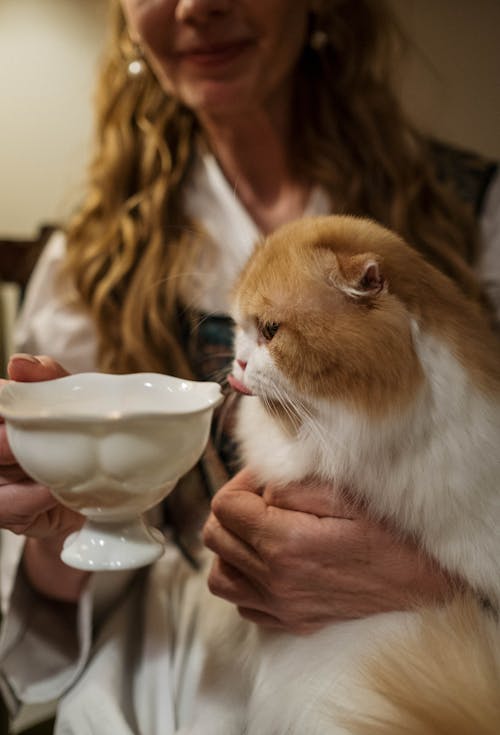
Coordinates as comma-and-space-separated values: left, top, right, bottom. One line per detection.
259, 321, 280, 341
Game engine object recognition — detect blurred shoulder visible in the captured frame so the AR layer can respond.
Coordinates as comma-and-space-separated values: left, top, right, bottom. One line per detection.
428, 138, 498, 215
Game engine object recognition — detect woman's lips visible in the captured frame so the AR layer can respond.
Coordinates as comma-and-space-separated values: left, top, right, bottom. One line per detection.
177, 40, 254, 68
227, 374, 253, 395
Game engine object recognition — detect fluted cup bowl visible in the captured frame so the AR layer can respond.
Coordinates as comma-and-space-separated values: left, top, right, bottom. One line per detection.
0, 373, 223, 570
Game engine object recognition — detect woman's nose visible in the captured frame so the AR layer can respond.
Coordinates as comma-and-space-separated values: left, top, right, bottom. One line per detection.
175, 0, 231, 24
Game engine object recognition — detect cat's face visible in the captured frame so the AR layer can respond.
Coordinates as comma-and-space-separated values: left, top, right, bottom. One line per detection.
229, 216, 425, 419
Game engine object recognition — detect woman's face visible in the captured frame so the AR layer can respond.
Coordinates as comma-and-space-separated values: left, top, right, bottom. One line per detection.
120, 0, 310, 117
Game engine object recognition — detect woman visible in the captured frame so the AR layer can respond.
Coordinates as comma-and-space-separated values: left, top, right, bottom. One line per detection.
1, 0, 498, 731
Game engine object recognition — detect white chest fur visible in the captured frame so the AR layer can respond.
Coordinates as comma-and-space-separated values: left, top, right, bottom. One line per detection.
236, 330, 500, 606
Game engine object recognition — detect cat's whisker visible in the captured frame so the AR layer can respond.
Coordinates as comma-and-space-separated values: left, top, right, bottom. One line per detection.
286, 390, 343, 459
255, 374, 348, 461
211, 364, 233, 387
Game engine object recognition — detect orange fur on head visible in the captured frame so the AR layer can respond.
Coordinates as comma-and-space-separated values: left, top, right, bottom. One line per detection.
234, 216, 500, 417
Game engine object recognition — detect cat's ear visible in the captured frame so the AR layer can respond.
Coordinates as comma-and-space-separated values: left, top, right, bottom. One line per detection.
330, 252, 386, 299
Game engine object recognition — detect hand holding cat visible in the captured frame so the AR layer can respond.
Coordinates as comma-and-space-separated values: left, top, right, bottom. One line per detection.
0, 354, 88, 601
203, 468, 456, 634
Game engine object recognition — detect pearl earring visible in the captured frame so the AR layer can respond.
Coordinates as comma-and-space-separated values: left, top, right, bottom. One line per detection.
127, 43, 146, 78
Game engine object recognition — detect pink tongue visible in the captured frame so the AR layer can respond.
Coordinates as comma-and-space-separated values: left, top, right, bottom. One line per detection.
227, 374, 253, 395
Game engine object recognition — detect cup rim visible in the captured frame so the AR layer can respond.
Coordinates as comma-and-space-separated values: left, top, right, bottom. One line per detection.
0, 372, 224, 424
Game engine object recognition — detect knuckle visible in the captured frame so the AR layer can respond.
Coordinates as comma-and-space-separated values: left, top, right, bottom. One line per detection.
0, 429, 12, 461
202, 516, 219, 550
7, 524, 30, 536
288, 621, 318, 636
265, 579, 288, 603
210, 490, 227, 517
201, 520, 212, 545
0, 483, 53, 534
207, 568, 228, 599
237, 606, 259, 624
260, 534, 299, 571
3, 513, 34, 535
206, 558, 222, 590
259, 541, 283, 570
261, 567, 294, 603
206, 573, 220, 596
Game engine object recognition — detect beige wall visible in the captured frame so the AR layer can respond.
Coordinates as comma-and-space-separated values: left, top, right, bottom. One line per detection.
1, 0, 499, 238
387, 0, 500, 161
0, 0, 107, 238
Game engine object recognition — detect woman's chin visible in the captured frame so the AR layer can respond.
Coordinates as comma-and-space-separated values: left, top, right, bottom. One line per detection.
178, 79, 261, 119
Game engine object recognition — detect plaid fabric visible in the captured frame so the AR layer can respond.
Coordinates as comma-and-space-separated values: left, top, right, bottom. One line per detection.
429, 139, 498, 217
184, 311, 242, 475
163, 312, 241, 564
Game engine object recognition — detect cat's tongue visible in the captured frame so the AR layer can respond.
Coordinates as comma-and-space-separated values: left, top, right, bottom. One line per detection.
227, 374, 253, 396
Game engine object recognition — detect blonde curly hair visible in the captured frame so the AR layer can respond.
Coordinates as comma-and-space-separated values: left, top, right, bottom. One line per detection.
64, 0, 481, 376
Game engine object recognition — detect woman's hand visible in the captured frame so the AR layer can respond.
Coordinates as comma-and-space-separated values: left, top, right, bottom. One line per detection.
0, 354, 89, 601
203, 469, 455, 634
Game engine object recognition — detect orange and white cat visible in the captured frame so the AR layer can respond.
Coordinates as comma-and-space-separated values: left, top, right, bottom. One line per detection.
181, 216, 500, 735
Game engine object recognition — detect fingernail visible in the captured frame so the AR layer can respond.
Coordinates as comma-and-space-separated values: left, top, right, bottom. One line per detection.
10, 353, 41, 364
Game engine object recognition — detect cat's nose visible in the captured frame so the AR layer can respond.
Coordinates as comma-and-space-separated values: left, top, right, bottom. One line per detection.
237, 359, 247, 371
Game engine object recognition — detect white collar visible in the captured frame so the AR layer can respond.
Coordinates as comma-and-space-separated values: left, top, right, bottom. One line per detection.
181, 151, 331, 314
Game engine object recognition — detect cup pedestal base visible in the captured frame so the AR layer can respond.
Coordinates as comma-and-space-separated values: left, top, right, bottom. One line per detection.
61, 517, 166, 571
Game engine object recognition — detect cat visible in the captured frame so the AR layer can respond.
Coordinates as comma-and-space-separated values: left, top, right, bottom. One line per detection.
179, 215, 500, 735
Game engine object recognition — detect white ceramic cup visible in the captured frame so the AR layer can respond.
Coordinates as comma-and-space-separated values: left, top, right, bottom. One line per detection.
0, 372, 223, 570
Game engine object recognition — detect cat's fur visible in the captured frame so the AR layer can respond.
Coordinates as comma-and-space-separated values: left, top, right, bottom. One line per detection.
181, 216, 500, 735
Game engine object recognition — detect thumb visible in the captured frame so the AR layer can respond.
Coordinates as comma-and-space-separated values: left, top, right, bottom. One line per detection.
7, 354, 70, 382
217, 467, 265, 497
262, 479, 360, 520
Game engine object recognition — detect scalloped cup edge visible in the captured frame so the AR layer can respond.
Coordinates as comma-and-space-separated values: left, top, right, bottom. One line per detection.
0, 372, 224, 422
